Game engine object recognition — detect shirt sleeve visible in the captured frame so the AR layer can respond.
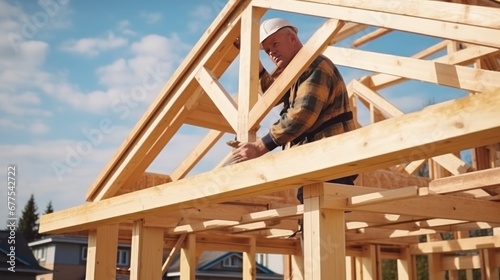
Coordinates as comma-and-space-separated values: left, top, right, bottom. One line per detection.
262, 60, 332, 151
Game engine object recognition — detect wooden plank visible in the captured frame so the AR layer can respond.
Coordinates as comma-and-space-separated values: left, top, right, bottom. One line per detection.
428, 253, 445, 280
169, 220, 239, 234
352, 79, 472, 175
324, 46, 500, 93
169, 205, 303, 234
180, 234, 196, 280
162, 234, 186, 275
303, 0, 500, 29
321, 183, 500, 224
481, 249, 500, 280
429, 166, 500, 194
129, 220, 164, 280
170, 130, 225, 181
346, 228, 437, 242
351, 79, 403, 118
195, 67, 238, 131
410, 235, 500, 254
291, 254, 305, 280
253, 0, 500, 48
85, 224, 118, 280
371, 45, 499, 91
85, 0, 250, 201
397, 248, 413, 280
360, 245, 378, 280
39, 91, 500, 234
249, 19, 345, 129
241, 205, 303, 222
352, 28, 391, 48
237, 6, 264, 142
442, 254, 481, 271
348, 186, 428, 207
304, 184, 346, 280
243, 237, 256, 280
429, 153, 473, 176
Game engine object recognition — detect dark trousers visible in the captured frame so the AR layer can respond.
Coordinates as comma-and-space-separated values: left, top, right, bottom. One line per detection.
296, 176, 355, 204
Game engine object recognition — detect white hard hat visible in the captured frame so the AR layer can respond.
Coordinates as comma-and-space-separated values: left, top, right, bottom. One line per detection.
260, 18, 298, 48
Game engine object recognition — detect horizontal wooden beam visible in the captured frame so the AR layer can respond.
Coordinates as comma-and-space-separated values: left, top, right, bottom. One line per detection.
253, 0, 500, 48
302, 0, 500, 29
348, 186, 428, 207
410, 235, 500, 254
370, 45, 499, 91
321, 184, 500, 224
347, 227, 437, 242
169, 205, 302, 234
39, 91, 500, 234
429, 167, 500, 194
325, 46, 500, 93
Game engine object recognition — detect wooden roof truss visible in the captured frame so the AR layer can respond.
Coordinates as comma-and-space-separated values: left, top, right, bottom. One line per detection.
40, 0, 500, 279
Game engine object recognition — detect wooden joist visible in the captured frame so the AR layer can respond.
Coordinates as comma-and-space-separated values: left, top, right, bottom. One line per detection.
410, 235, 500, 254
429, 166, 500, 194
321, 184, 500, 224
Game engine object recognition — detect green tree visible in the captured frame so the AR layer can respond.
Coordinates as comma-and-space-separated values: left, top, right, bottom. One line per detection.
17, 194, 39, 242
44, 201, 54, 214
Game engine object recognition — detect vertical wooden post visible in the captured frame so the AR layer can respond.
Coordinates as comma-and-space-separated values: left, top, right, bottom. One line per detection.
465, 269, 473, 280
284, 249, 305, 280
237, 6, 265, 142
428, 253, 444, 280
291, 253, 305, 280
360, 245, 377, 279
243, 237, 256, 280
180, 234, 197, 280
345, 256, 354, 280
284, 255, 291, 280
129, 219, 164, 280
481, 249, 499, 280
303, 183, 346, 280
397, 248, 414, 280
86, 224, 119, 280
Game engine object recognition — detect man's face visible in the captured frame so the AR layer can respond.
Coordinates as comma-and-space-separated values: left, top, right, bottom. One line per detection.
261, 29, 298, 71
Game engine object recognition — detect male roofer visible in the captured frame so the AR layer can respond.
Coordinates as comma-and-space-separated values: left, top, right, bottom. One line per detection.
232, 18, 357, 203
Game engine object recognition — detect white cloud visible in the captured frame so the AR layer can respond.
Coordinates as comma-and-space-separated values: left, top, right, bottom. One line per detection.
0, 91, 52, 117
30, 121, 51, 134
117, 20, 136, 36
61, 32, 128, 57
140, 12, 162, 24
0, 119, 24, 130
188, 5, 214, 32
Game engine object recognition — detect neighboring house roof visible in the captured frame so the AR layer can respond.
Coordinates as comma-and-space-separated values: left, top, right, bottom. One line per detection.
28, 234, 88, 247
166, 251, 282, 279
28, 234, 131, 248
0, 230, 51, 274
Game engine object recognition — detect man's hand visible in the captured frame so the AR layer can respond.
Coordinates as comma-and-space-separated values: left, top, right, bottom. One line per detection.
231, 139, 269, 163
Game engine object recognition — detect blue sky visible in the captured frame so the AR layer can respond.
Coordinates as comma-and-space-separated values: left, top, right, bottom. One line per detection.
0, 0, 467, 228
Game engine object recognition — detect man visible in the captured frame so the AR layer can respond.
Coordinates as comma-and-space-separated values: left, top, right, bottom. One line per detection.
232, 18, 357, 203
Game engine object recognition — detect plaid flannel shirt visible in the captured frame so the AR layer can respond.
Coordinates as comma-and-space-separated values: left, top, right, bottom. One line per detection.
260, 55, 356, 151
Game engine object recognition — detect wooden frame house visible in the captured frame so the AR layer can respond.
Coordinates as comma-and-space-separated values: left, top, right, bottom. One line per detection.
39, 0, 500, 279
